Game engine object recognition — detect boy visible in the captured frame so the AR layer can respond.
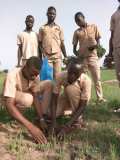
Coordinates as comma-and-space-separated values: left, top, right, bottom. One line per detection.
72, 12, 106, 102
17, 15, 39, 67
39, 6, 67, 79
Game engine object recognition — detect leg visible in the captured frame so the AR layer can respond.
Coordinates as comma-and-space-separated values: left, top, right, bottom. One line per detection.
15, 91, 33, 107
65, 83, 81, 112
53, 58, 62, 79
88, 57, 103, 100
56, 92, 70, 117
113, 48, 120, 85
38, 80, 53, 115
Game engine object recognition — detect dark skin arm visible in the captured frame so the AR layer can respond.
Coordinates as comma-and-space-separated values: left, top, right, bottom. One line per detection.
57, 99, 87, 139
17, 44, 22, 67
5, 97, 47, 144
49, 93, 59, 134
73, 44, 79, 56
61, 41, 67, 58
65, 100, 87, 126
29, 85, 48, 132
38, 41, 43, 60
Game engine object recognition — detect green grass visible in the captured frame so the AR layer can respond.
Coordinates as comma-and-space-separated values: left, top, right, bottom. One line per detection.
0, 69, 120, 159
101, 69, 116, 81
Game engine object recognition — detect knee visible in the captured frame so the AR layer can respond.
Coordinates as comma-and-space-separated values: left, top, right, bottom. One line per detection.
20, 93, 33, 107
44, 80, 53, 91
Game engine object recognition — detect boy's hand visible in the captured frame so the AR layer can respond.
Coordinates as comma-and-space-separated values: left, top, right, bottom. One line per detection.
28, 124, 47, 144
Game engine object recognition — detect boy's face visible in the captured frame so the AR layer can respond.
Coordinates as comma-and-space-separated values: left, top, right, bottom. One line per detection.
24, 65, 39, 81
47, 9, 56, 22
67, 64, 81, 84
75, 15, 85, 27
25, 17, 34, 29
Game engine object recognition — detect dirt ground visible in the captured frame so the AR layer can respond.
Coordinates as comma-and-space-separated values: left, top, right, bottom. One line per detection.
0, 121, 95, 160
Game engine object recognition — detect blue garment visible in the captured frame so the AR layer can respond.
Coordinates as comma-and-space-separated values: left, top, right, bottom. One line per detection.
40, 57, 53, 80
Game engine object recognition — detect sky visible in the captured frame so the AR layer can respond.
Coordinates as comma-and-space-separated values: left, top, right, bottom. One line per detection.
0, 0, 118, 70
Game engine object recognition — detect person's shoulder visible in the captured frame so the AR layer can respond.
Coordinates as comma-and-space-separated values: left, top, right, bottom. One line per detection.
89, 24, 100, 31
17, 30, 28, 37
39, 24, 47, 30
17, 31, 24, 37
74, 28, 81, 34
89, 24, 97, 28
6, 68, 21, 78
111, 9, 120, 18
54, 24, 63, 30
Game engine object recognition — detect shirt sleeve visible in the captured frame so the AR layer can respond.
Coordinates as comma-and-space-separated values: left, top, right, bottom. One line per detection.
3, 73, 16, 98
72, 30, 79, 45
80, 75, 91, 102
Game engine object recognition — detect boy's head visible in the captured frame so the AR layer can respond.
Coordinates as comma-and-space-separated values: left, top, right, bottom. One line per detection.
23, 56, 42, 81
74, 12, 86, 27
25, 15, 34, 30
47, 6, 56, 23
67, 57, 84, 84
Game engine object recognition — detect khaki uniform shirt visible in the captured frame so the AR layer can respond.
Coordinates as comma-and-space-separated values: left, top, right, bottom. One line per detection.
72, 24, 101, 57
110, 9, 120, 48
39, 24, 64, 57
3, 68, 39, 98
17, 31, 39, 60
53, 71, 91, 101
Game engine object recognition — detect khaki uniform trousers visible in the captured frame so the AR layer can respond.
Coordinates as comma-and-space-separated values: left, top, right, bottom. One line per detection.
56, 83, 83, 117
113, 48, 120, 82
14, 80, 52, 114
45, 53, 62, 79
83, 56, 103, 100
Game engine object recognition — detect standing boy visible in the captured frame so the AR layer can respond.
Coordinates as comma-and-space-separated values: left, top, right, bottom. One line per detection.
39, 6, 67, 79
17, 15, 39, 67
108, 0, 120, 86
72, 12, 105, 102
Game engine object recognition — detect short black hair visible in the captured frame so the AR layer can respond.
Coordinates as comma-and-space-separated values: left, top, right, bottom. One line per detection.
75, 12, 85, 21
26, 56, 42, 71
65, 56, 83, 65
67, 56, 84, 72
26, 15, 34, 21
47, 6, 56, 12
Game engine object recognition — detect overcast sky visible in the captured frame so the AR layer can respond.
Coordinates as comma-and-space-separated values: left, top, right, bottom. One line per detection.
0, 0, 118, 69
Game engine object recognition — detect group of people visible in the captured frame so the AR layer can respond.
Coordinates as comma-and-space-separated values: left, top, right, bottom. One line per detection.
2, 0, 120, 144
